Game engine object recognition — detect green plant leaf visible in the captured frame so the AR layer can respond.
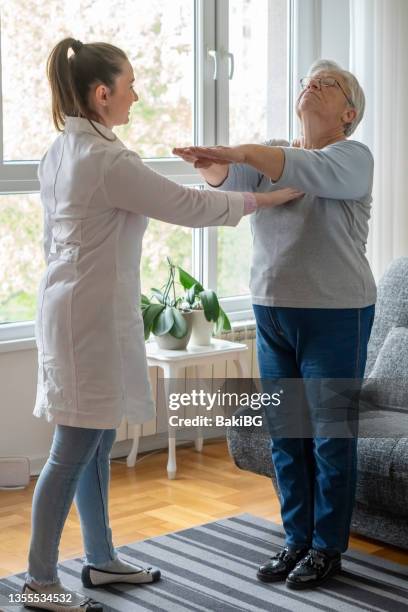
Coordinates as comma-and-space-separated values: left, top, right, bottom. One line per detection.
150, 288, 165, 303
199, 290, 220, 322
215, 307, 231, 334
177, 266, 203, 292
169, 307, 188, 338
141, 294, 151, 309
142, 303, 165, 340
152, 306, 175, 336
221, 307, 231, 331
186, 284, 198, 304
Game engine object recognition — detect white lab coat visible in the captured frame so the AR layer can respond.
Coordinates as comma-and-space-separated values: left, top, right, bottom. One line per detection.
34, 117, 244, 429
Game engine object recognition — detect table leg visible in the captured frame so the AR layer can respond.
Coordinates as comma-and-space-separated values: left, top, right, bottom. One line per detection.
167, 437, 177, 480
195, 436, 204, 452
234, 355, 250, 379
165, 364, 183, 479
126, 424, 142, 467
194, 365, 204, 452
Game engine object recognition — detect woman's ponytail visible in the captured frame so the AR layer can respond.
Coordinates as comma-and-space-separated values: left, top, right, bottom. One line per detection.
46, 37, 127, 133
47, 38, 81, 131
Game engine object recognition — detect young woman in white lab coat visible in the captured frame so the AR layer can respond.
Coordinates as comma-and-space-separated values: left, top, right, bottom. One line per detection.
22, 37, 302, 610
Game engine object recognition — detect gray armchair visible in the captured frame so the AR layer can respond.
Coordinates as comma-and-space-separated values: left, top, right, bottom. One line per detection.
227, 257, 408, 549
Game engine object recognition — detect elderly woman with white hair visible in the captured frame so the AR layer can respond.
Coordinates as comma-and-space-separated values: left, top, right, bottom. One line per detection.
174, 60, 376, 590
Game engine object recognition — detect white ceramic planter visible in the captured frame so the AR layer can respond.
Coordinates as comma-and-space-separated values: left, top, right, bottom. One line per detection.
155, 310, 193, 350
189, 309, 214, 346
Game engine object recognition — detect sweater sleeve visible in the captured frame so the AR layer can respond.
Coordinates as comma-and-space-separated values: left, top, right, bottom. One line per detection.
104, 149, 244, 228
213, 162, 264, 192
273, 140, 374, 200
210, 138, 290, 193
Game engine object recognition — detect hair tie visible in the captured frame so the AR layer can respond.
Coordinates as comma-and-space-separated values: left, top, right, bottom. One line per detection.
72, 40, 83, 54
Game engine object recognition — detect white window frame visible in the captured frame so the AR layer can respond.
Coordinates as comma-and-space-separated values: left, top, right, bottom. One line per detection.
0, 0, 298, 344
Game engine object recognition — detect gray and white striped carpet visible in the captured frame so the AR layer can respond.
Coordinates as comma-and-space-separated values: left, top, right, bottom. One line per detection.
1, 513, 407, 611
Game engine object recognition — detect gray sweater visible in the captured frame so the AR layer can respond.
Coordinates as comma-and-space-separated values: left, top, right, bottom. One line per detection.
216, 138, 376, 308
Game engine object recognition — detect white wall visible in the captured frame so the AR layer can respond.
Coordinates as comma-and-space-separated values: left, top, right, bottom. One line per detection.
0, 347, 54, 469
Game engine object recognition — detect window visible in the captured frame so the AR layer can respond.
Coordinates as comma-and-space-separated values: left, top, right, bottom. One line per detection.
0, 0, 291, 339
217, 0, 288, 300
1, 0, 194, 161
228, 0, 288, 145
140, 222, 192, 297
0, 194, 44, 324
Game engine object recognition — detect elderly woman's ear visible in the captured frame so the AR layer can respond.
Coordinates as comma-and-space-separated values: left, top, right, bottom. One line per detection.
342, 107, 357, 133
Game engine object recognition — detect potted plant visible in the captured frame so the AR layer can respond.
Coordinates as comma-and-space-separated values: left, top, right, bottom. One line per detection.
177, 265, 231, 346
141, 259, 231, 349
141, 258, 193, 350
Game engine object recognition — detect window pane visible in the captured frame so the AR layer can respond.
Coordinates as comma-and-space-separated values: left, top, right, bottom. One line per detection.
140, 221, 192, 297
1, 0, 194, 161
218, 0, 288, 299
0, 194, 45, 324
229, 0, 288, 143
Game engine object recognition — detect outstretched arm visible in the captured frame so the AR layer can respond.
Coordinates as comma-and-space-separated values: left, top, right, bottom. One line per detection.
173, 145, 285, 182
174, 141, 374, 199
104, 149, 302, 229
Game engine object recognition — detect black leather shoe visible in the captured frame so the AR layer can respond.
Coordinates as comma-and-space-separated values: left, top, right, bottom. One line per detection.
286, 548, 341, 589
257, 546, 310, 582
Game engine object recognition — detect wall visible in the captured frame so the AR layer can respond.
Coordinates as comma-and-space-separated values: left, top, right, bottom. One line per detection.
0, 328, 258, 476
0, 347, 54, 472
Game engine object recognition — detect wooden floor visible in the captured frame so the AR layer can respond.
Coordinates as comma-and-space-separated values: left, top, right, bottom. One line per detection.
1, 440, 407, 578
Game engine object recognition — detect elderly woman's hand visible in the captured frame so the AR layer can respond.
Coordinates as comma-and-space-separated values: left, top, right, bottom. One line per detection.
173, 145, 246, 166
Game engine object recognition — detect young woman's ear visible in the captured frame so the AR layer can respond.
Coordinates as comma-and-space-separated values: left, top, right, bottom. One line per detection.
94, 83, 110, 107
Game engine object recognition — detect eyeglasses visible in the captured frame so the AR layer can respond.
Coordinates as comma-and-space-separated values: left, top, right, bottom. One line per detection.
300, 76, 354, 107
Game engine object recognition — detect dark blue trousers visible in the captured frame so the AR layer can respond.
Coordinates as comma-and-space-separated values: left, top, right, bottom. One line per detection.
253, 304, 375, 554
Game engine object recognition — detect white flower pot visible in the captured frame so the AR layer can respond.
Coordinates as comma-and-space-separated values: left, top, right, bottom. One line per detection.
190, 309, 214, 346
155, 311, 193, 350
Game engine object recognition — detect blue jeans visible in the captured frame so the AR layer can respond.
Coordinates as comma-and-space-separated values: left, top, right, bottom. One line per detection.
253, 305, 375, 554
27, 425, 117, 584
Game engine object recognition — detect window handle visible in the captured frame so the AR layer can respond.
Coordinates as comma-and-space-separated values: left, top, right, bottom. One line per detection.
227, 52, 235, 80
207, 49, 218, 80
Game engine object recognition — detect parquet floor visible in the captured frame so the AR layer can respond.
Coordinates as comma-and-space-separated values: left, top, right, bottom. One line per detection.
1, 440, 407, 578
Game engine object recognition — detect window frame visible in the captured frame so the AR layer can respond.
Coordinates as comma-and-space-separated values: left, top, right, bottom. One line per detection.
0, 0, 295, 344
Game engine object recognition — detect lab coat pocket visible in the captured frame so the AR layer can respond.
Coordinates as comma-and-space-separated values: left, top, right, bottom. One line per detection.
42, 363, 65, 405
50, 220, 82, 263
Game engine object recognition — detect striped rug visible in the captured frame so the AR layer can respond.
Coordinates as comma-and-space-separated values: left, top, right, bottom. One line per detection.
1, 513, 407, 611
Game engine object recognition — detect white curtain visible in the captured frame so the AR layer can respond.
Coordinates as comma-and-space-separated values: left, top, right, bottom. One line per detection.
349, 0, 408, 281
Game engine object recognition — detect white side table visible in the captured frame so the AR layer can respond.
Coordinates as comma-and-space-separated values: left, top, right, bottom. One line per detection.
127, 338, 249, 479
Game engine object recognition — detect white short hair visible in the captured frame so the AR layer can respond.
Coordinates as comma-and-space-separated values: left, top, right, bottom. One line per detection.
307, 59, 365, 137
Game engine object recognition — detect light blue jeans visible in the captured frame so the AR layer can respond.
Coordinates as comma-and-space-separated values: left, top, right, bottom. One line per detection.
27, 425, 117, 584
